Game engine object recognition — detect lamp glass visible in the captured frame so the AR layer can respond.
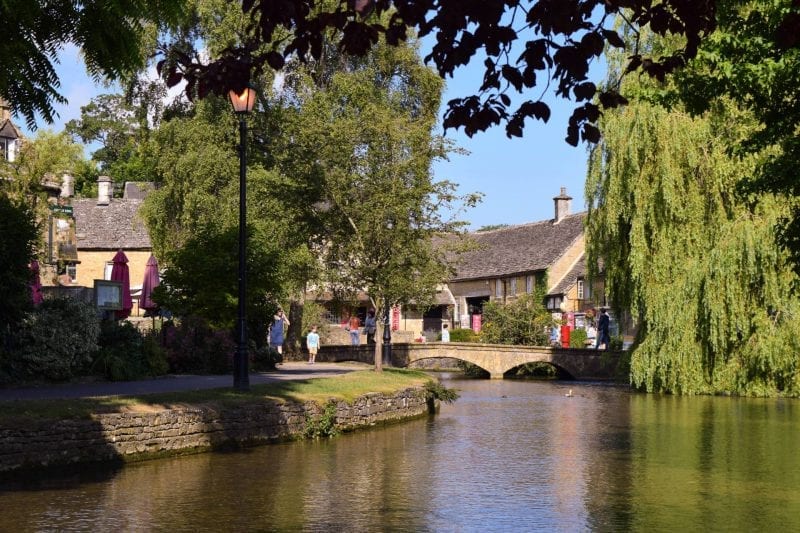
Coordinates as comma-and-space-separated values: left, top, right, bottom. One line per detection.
229, 87, 256, 114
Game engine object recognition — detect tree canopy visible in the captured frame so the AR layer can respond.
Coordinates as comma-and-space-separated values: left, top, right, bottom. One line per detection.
586, 12, 800, 395
0, 0, 185, 129
157, 0, 729, 144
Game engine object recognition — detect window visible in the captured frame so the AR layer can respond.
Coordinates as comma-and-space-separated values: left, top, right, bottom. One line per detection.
546, 296, 563, 311
510, 278, 517, 296
577, 279, 584, 300
495, 279, 503, 298
526, 275, 534, 294
104, 261, 114, 280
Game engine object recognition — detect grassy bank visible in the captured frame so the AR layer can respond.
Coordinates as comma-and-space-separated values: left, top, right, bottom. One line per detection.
0, 369, 434, 423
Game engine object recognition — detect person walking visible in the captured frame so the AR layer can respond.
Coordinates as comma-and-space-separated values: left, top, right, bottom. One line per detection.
441, 323, 450, 343
348, 314, 361, 346
306, 325, 320, 364
364, 308, 377, 345
270, 308, 290, 357
596, 308, 611, 350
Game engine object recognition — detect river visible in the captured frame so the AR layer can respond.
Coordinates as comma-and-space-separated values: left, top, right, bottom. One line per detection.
1, 376, 798, 531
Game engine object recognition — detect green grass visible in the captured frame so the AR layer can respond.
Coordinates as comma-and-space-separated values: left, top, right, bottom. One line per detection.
0, 369, 434, 423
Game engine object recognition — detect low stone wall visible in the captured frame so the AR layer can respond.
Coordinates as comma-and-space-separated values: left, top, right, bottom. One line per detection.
0, 387, 430, 475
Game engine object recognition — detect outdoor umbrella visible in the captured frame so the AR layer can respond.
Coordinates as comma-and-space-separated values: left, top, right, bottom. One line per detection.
29, 260, 43, 306
139, 254, 160, 324
110, 249, 132, 319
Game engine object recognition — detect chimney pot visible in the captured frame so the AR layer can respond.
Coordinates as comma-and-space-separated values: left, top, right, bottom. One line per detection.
97, 176, 112, 206
553, 187, 572, 223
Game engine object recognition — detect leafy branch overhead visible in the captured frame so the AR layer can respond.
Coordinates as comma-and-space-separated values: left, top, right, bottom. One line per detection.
157, 0, 726, 145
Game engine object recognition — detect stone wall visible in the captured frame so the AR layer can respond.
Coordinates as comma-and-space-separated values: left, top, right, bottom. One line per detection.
0, 387, 430, 475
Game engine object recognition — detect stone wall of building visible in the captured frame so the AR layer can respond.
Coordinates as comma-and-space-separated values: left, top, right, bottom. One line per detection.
0, 387, 430, 475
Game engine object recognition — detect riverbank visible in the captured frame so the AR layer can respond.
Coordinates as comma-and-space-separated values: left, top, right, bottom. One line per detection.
0, 368, 438, 476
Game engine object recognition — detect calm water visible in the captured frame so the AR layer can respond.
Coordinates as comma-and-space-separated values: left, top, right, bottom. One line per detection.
1, 376, 799, 532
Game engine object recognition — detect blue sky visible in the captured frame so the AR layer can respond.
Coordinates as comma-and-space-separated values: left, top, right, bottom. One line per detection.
24, 43, 596, 231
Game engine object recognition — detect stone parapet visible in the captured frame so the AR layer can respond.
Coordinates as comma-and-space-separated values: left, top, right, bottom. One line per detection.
0, 387, 429, 475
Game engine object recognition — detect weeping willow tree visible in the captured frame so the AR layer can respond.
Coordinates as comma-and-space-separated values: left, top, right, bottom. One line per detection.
586, 58, 800, 396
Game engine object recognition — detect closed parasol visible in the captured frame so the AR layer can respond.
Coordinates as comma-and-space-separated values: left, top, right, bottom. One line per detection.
139, 254, 160, 316
110, 249, 132, 319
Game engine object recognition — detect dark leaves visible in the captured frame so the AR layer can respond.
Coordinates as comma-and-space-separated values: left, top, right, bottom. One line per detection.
153, 0, 720, 146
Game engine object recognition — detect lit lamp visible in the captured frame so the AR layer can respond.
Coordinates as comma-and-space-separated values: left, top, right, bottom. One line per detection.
230, 85, 256, 391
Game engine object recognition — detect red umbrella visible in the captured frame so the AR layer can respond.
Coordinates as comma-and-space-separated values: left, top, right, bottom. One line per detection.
110, 249, 132, 319
29, 260, 43, 306
139, 254, 160, 314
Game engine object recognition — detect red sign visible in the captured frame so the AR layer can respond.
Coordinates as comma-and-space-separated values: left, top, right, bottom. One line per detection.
391, 306, 400, 331
471, 314, 482, 332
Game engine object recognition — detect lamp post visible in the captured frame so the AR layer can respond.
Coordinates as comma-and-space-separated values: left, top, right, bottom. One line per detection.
230, 85, 256, 391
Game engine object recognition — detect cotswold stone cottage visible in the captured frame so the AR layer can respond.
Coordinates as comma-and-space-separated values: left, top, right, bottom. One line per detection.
446, 188, 602, 330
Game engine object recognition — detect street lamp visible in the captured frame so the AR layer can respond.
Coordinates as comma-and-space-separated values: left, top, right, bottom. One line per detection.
230, 85, 256, 390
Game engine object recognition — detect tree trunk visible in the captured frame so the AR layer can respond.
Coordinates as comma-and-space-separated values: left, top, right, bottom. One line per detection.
286, 298, 303, 358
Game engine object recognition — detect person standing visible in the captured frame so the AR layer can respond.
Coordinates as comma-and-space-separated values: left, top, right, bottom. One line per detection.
348, 314, 361, 346
596, 308, 611, 350
306, 325, 320, 364
441, 323, 450, 342
270, 308, 290, 356
364, 308, 377, 345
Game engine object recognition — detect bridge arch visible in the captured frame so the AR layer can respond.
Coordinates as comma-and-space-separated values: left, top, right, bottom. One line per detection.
314, 343, 621, 381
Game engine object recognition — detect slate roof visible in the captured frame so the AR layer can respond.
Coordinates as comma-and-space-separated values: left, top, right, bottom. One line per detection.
0, 118, 21, 139
72, 199, 151, 250
548, 253, 586, 296
449, 212, 586, 282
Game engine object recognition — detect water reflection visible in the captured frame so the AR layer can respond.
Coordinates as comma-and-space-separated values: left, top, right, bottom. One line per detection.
1, 377, 798, 531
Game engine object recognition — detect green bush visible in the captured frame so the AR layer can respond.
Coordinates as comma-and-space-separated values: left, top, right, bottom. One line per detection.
449, 328, 480, 342
162, 316, 235, 374
8, 298, 100, 381
0, 196, 38, 338
142, 330, 169, 376
569, 328, 588, 348
480, 293, 554, 346
609, 335, 624, 351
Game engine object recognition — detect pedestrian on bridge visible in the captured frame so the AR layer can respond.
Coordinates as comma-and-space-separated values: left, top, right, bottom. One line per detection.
596, 309, 610, 350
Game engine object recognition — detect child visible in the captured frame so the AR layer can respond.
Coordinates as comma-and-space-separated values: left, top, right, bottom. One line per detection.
306, 325, 321, 364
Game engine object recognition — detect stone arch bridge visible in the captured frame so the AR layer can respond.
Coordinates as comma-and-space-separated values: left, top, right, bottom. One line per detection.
315, 342, 624, 380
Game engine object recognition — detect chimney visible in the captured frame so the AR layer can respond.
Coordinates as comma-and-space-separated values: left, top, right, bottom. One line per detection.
97, 175, 112, 205
553, 187, 572, 223
60, 173, 74, 198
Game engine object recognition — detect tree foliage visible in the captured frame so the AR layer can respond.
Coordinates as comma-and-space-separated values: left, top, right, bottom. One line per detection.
270, 30, 479, 367
480, 291, 553, 346
0, 0, 185, 129
665, 0, 800, 273
0, 196, 39, 336
586, 96, 800, 396
156, 0, 732, 144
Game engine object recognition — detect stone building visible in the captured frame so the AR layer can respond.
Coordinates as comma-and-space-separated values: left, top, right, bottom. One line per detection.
71, 179, 155, 312
446, 187, 601, 330
0, 98, 21, 163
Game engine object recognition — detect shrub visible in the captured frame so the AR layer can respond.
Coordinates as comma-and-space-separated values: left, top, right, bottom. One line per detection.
252, 345, 282, 371
480, 293, 553, 346
609, 335, 624, 351
449, 328, 480, 342
8, 298, 100, 381
569, 328, 588, 348
162, 316, 235, 374
93, 320, 146, 381
141, 330, 169, 376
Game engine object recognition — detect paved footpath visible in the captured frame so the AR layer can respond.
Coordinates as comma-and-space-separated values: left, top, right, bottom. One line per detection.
0, 362, 370, 402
